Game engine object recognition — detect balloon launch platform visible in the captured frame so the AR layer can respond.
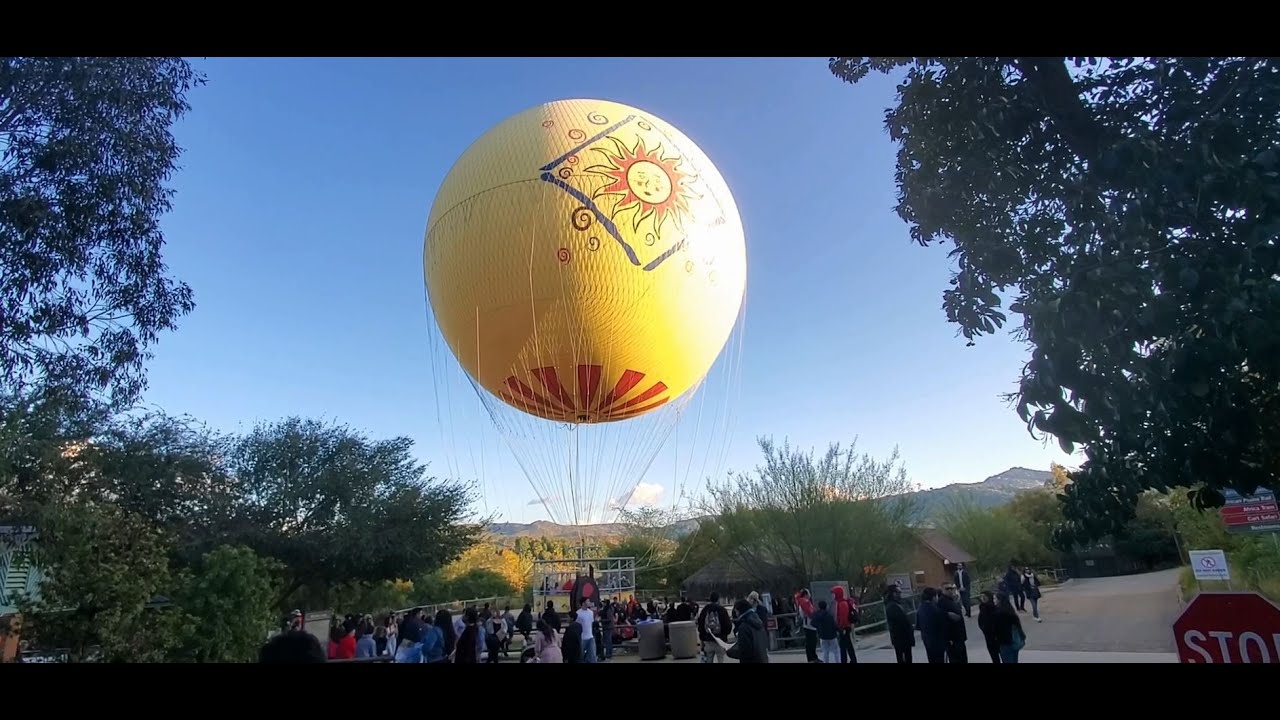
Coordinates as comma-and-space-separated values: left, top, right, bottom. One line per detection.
533, 545, 636, 612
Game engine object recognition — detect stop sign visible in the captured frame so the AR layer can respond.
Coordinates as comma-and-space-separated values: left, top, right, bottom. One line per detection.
1173, 592, 1280, 663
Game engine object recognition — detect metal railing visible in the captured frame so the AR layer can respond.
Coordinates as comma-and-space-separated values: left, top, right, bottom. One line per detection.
769, 566, 1067, 649
393, 596, 501, 617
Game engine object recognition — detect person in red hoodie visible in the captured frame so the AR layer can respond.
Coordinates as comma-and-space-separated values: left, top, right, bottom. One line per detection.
793, 588, 818, 663
831, 585, 859, 664
327, 620, 356, 660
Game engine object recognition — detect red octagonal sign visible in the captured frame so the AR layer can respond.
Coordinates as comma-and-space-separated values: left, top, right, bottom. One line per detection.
1173, 592, 1280, 663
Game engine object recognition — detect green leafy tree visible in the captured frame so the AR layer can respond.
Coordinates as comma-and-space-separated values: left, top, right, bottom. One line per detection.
1005, 487, 1066, 552
607, 535, 671, 590
426, 568, 516, 602
609, 505, 683, 589
667, 519, 727, 592
327, 579, 415, 617
935, 493, 1050, 573
18, 500, 186, 662
1, 57, 203, 406
829, 57, 1280, 543
227, 417, 483, 606
0, 386, 110, 517
1112, 493, 1180, 570
68, 412, 237, 561
704, 436, 918, 589
171, 545, 282, 663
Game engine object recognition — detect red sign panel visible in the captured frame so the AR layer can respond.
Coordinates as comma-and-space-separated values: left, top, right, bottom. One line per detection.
1220, 490, 1280, 534
1173, 592, 1280, 663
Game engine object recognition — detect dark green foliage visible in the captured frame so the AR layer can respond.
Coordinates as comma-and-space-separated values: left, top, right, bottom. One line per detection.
18, 500, 184, 662
0, 58, 202, 406
705, 436, 919, 588
227, 417, 483, 606
439, 569, 516, 602
170, 545, 283, 663
830, 57, 1280, 543
3, 392, 483, 650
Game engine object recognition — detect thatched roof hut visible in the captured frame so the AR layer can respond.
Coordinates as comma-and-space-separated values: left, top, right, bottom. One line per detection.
680, 556, 799, 600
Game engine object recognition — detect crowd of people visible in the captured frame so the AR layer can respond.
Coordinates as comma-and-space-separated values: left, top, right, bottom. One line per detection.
870, 562, 1040, 664
257, 563, 1046, 664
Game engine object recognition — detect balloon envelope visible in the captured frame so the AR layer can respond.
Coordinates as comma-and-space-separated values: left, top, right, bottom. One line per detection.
424, 99, 746, 424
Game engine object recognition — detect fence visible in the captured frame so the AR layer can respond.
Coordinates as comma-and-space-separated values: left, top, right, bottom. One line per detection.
770, 566, 1067, 650
393, 596, 502, 617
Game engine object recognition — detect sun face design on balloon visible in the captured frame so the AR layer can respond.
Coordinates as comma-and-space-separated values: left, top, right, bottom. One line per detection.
587, 137, 697, 238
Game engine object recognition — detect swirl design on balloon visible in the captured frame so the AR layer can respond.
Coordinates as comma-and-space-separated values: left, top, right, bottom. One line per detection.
557, 247, 571, 264
542, 120, 554, 128
637, 120, 652, 131
587, 236, 600, 251
567, 128, 586, 141
685, 260, 695, 274
644, 232, 656, 247
566, 155, 578, 165
571, 207, 593, 231
557, 167, 573, 180
587, 112, 609, 126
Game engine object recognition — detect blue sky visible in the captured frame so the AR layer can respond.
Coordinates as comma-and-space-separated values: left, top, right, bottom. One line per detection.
145, 57, 1077, 524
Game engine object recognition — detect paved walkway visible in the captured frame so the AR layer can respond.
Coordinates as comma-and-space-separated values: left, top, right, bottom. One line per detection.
613, 569, 1182, 663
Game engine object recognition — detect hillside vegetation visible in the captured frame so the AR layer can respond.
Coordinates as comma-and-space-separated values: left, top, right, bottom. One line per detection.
487, 466, 1053, 539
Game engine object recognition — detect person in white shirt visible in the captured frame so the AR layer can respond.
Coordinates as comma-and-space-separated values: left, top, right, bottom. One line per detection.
576, 600, 597, 663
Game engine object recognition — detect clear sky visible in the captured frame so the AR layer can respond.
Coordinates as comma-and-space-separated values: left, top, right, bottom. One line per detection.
144, 57, 1078, 525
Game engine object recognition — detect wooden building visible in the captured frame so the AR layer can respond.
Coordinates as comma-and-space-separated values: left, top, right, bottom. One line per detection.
891, 529, 977, 591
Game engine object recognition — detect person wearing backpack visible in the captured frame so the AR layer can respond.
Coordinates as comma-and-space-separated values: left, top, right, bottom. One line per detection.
831, 585, 859, 663
696, 591, 732, 663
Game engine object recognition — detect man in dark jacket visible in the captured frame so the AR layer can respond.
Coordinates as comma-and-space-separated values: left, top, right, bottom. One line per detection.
1004, 564, 1025, 611
884, 584, 915, 663
541, 600, 561, 631
728, 598, 769, 663
939, 584, 969, 663
952, 562, 973, 617
915, 587, 948, 664
696, 592, 732, 663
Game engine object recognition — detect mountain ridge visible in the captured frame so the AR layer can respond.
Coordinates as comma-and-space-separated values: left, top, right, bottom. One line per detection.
486, 466, 1053, 539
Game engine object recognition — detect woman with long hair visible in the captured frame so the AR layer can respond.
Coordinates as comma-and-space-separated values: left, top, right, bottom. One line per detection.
993, 591, 1026, 663
454, 607, 481, 664
561, 621, 583, 663
533, 619, 562, 663
976, 591, 1001, 663
434, 609, 456, 660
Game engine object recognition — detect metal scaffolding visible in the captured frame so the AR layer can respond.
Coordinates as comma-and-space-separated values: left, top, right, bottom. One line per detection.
533, 551, 637, 612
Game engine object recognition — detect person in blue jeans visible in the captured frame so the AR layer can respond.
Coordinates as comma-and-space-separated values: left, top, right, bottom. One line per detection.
811, 600, 839, 664
575, 600, 597, 663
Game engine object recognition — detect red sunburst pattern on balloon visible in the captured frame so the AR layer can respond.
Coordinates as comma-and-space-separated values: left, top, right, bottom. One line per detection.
498, 364, 670, 423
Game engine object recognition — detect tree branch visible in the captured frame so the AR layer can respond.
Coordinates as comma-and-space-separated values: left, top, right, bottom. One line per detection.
1014, 57, 1110, 164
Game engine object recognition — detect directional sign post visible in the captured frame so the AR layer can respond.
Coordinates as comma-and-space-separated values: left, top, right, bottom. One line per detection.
1173, 592, 1280, 663
1221, 489, 1280, 535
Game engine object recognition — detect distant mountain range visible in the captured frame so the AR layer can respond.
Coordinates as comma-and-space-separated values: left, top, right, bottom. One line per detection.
908, 466, 1054, 517
486, 467, 1053, 539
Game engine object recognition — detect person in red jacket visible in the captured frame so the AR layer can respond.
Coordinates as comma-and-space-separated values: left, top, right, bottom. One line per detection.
793, 588, 818, 663
831, 585, 859, 664
327, 621, 356, 660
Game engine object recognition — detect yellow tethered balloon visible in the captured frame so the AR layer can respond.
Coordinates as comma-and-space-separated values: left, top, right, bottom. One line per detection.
424, 99, 746, 424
